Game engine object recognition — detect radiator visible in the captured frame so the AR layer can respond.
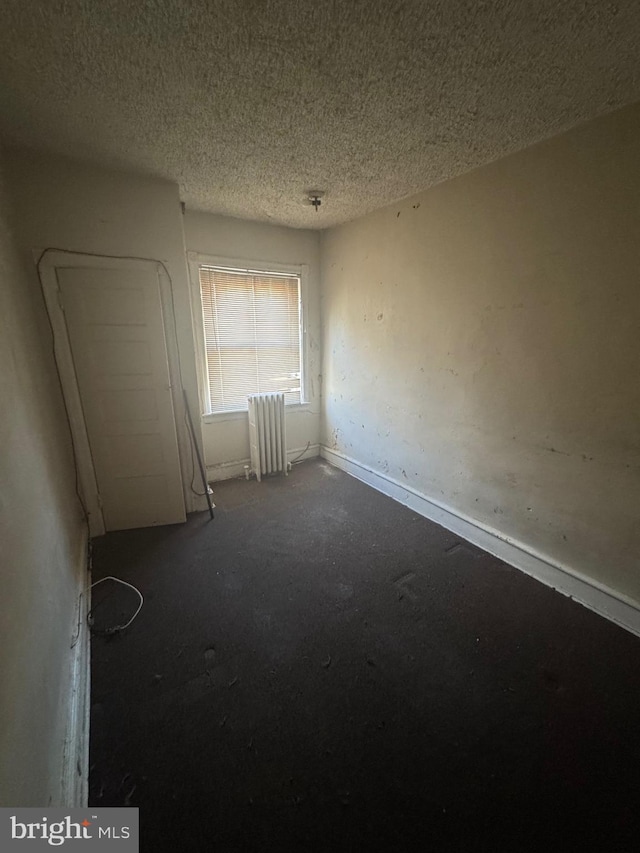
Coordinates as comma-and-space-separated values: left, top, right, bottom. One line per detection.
247, 392, 288, 481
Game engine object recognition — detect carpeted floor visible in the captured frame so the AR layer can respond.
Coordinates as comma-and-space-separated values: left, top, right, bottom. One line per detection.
89, 458, 640, 852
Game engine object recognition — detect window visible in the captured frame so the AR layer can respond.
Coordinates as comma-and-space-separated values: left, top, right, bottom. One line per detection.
197, 264, 304, 414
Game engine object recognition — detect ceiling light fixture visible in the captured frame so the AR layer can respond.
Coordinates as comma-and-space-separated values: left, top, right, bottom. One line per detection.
307, 191, 324, 211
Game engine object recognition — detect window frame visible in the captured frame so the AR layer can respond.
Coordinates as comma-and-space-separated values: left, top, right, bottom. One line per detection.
187, 252, 310, 421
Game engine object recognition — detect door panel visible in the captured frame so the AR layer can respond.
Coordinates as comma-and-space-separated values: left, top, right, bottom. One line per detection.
58, 266, 186, 531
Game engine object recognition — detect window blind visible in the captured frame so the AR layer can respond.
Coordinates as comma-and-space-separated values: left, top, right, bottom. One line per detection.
199, 267, 302, 413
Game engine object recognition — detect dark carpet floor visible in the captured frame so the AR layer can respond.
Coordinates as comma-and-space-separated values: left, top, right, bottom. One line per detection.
89, 458, 640, 852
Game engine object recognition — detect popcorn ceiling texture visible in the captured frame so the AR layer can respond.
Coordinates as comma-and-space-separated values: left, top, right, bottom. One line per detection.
0, 0, 639, 229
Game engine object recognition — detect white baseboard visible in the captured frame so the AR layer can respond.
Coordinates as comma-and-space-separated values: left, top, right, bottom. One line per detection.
320, 445, 640, 640
207, 443, 321, 483
60, 528, 91, 807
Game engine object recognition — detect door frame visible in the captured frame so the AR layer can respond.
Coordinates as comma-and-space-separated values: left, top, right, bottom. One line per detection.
39, 251, 190, 536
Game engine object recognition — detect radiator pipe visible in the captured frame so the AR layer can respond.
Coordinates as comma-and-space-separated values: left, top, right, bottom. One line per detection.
183, 389, 214, 521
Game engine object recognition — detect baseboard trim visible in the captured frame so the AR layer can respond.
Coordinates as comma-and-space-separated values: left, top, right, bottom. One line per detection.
207, 444, 321, 483
320, 445, 640, 640
60, 528, 91, 807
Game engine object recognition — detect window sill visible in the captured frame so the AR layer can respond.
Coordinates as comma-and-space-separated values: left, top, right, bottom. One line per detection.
202, 402, 312, 424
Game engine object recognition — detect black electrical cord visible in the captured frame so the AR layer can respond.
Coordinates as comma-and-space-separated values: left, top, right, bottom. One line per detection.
290, 441, 311, 464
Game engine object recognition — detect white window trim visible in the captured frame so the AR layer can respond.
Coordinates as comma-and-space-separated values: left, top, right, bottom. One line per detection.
187, 252, 311, 419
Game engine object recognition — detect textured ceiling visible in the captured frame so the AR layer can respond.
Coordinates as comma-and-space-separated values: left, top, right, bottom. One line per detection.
1, 1, 639, 229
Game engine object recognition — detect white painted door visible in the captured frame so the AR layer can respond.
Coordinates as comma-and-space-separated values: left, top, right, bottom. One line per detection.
58, 266, 186, 531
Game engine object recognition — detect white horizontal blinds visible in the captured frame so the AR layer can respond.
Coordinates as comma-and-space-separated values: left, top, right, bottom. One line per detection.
199, 267, 302, 412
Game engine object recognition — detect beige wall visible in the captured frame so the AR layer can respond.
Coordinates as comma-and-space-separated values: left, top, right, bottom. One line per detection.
6, 149, 205, 513
0, 152, 85, 804
321, 103, 640, 603
184, 212, 322, 478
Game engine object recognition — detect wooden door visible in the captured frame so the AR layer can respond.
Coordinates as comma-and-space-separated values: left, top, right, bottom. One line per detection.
58, 265, 186, 531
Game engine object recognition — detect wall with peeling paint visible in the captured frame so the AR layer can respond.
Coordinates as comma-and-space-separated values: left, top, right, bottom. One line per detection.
184, 213, 322, 478
321, 103, 640, 604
